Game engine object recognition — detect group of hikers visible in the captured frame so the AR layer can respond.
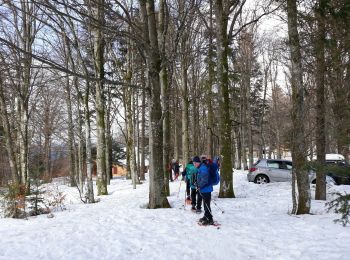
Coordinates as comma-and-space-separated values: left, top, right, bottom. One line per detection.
170, 155, 220, 226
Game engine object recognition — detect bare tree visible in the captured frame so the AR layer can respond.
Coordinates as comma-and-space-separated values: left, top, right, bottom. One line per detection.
139, 0, 170, 208
287, 0, 311, 214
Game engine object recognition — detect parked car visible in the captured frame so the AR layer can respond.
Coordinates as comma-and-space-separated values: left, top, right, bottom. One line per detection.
247, 159, 334, 184
309, 154, 350, 185
322, 160, 350, 185
247, 159, 293, 184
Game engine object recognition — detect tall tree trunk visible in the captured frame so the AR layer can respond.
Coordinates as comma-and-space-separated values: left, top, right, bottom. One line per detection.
287, 0, 311, 214
180, 31, 189, 165
159, 0, 170, 195
76, 100, 84, 193
173, 98, 179, 162
91, 0, 107, 195
192, 66, 199, 156
236, 126, 242, 169
84, 83, 95, 203
105, 117, 112, 184
125, 37, 136, 188
260, 61, 269, 159
105, 84, 112, 185
135, 91, 141, 181
231, 130, 236, 168
140, 65, 147, 181
19, 0, 35, 191
0, 80, 19, 184
206, 0, 215, 159
315, 0, 327, 200
141, 0, 170, 208
214, 0, 234, 198
181, 62, 189, 164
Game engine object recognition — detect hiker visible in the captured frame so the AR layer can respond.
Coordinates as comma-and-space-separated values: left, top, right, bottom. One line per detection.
191, 156, 203, 213
172, 160, 180, 180
194, 155, 215, 225
184, 159, 199, 207
181, 164, 191, 201
168, 161, 174, 182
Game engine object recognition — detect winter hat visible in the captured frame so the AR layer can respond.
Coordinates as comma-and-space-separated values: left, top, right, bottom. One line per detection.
192, 156, 201, 163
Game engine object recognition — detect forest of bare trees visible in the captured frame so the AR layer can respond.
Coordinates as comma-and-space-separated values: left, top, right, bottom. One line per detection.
0, 0, 349, 216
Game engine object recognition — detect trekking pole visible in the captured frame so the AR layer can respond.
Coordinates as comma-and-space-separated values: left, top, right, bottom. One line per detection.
198, 189, 224, 214
211, 198, 225, 214
184, 183, 187, 208
197, 189, 214, 217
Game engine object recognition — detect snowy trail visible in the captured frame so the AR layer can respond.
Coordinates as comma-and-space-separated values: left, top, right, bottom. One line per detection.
0, 171, 350, 260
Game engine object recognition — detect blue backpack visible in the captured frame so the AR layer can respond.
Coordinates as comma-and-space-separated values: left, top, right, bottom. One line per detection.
207, 162, 220, 186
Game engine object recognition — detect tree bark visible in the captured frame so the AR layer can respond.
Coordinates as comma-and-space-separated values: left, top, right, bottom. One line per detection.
84, 83, 95, 203
140, 64, 147, 181
206, 0, 215, 159
159, 0, 171, 195
91, 0, 107, 195
315, 0, 327, 200
141, 0, 170, 208
214, 0, 235, 198
0, 79, 19, 184
287, 0, 311, 214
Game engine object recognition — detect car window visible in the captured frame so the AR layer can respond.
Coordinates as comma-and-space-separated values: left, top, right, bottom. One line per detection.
267, 161, 282, 169
285, 162, 293, 170
253, 160, 261, 166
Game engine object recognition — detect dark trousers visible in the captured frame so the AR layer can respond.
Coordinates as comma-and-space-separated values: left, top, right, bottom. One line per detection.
201, 192, 212, 221
191, 188, 202, 210
186, 180, 190, 198
169, 170, 173, 182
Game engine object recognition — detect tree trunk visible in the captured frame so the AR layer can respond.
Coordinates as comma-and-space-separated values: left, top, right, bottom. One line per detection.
214, 0, 234, 198
141, 0, 170, 208
19, 0, 34, 191
159, 0, 170, 195
206, 0, 215, 159
140, 65, 147, 181
236, 126, 242, 169
287, 0, 311, 214
105, 85, 112, 185
125, 37, 137, 189
173, 99, 179, 162
91, 0, 107, 195
192, 65, 199, 156
315, 0, 327, 200
180, 36, 189, 165
181, 63, 189, 164
0, 80, 19, 184
84, 83, 95, 203
75, 87, 84, 193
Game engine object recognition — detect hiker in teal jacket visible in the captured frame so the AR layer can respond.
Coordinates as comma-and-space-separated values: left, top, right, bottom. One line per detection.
186, 160, 202, 213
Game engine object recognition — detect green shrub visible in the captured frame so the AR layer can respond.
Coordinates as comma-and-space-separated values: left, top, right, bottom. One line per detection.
327, 192, 350, 226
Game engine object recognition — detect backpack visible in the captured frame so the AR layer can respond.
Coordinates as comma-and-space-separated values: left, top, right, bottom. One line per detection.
207, 161, 220, 186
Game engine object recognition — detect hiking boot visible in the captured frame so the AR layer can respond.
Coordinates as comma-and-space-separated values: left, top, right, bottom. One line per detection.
191, 206, 196, 211
201, 218, 214, 226
198, 216, 207, 223
196, 209, 202, 214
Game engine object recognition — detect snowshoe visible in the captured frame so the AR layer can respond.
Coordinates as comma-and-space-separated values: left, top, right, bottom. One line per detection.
197, 219, 220, 227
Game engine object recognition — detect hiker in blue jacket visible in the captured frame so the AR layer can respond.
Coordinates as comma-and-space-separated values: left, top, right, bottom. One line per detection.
193, 155, 214, 225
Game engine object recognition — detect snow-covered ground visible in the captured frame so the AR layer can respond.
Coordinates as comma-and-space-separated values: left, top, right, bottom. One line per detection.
1, 170, 349, 260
